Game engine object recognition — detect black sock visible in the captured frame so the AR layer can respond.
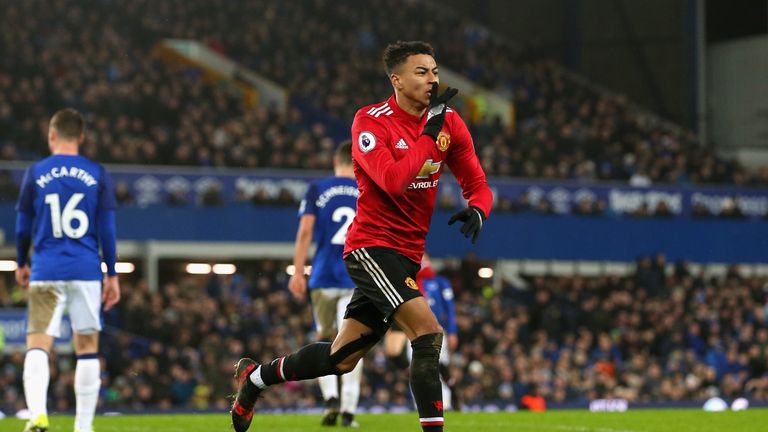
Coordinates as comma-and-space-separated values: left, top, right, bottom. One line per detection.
260, 342, 340, 386
410, 333, 444, 432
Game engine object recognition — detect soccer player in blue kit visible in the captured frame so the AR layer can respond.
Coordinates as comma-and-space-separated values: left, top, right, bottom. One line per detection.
288, 141, 363, 427
15, 109, 120, 432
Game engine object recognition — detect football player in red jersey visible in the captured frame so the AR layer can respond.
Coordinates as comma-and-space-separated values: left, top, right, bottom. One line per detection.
232, 41, 492, 432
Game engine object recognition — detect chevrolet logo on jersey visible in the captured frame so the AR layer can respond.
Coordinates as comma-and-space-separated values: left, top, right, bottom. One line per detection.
416, 159, 442, 179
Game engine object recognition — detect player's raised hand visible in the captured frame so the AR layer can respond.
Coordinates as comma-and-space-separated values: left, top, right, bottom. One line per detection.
421, 82, 458, 140
288, 273, 307, 301
102, 275, 121, 311
15, 264, 30, 288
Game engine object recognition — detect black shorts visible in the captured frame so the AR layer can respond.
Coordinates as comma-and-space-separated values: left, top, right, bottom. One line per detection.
343, 247, 422, 337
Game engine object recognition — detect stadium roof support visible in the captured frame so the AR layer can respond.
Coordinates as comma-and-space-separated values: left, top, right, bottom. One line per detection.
155, 38, 288, 111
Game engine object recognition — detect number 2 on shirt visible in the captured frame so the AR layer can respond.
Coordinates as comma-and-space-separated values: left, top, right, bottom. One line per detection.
330, 206, 355, 245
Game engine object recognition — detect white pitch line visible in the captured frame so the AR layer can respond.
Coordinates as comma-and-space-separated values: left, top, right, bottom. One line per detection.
399, 417, 644, 432
545, 424, 639, 432
483, 422, 640, 432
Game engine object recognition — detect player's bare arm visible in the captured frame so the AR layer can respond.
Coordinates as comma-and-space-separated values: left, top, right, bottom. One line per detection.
288, 214, 315, 301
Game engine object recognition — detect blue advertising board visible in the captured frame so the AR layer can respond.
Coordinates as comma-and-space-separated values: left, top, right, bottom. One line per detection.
1, 164, 767, 262
2, 203, 764, 263
0, 309, 72, 352
5, 163, 768, 217
111, 169, 768, 218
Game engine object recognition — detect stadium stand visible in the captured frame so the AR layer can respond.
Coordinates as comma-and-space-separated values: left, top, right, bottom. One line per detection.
0, 0, 337, 170
1, 0, 767, 185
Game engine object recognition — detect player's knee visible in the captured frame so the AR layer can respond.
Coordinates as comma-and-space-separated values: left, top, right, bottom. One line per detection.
411, 332, 443, 358
328, 331, 379, 373
416, 323, 443, 338
73, 332, 99, 355
335, 357, 361, 374
329, 345, 366, 374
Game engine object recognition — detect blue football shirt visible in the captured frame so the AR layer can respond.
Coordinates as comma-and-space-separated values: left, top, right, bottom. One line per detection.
421, 275, 458, 334
16, 155, 117, 281
298, 176, 358, 289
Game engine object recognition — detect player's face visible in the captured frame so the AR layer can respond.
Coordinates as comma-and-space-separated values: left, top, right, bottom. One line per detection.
393, 54, 438, 109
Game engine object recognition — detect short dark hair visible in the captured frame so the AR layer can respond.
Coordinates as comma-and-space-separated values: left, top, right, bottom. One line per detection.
335, 140, 352, 165
382, 41, 435, 75
50, 108, 84, 140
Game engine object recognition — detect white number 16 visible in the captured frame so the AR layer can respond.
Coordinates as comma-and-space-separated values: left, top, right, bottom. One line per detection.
44, 193, 89, 239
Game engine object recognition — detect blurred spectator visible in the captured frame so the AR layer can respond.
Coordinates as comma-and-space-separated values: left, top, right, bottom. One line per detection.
654, 201, 674, 218
199, 184, 224, 207
166, 189, 190, 207
629, 169, 652, 188
573, 197, 605, 216
520, 385, 546, 411
691, 202, 711, 218
114, 181, 135, 206
719, 197, 744, 219
630, 203, 651, 218
534, 199, 555, 215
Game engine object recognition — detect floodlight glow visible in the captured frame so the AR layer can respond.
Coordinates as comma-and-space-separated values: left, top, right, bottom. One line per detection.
101, 262, 136, 274
186, 263, 212, 274
478, 267, 494, 278
213, 264, 236, 275
286, 265, 312, 276
0, 260, 18, 272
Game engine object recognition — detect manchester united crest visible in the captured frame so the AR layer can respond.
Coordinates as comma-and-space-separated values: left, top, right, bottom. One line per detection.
436, 131, 451, 152
405, 277, 419, 290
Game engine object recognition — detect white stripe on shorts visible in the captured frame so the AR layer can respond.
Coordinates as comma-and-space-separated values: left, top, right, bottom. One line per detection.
352, 249, 402, 308
359, 248, 404, 304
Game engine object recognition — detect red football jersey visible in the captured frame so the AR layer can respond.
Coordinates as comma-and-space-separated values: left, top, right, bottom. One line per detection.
344, 95, 493, 263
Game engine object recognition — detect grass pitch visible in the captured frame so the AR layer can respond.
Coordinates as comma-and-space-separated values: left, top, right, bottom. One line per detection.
3, 409, 767, 431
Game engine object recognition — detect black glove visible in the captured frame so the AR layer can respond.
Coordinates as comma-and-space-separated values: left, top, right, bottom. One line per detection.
421, 82, 458, 140
448, 206, 486, 244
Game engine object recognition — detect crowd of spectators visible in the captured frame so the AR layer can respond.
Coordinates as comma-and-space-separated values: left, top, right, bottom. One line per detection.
1, 0, 767, 186
2, 256, 768, 413
0, 0, 338, 170
121, 0, 768, 186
